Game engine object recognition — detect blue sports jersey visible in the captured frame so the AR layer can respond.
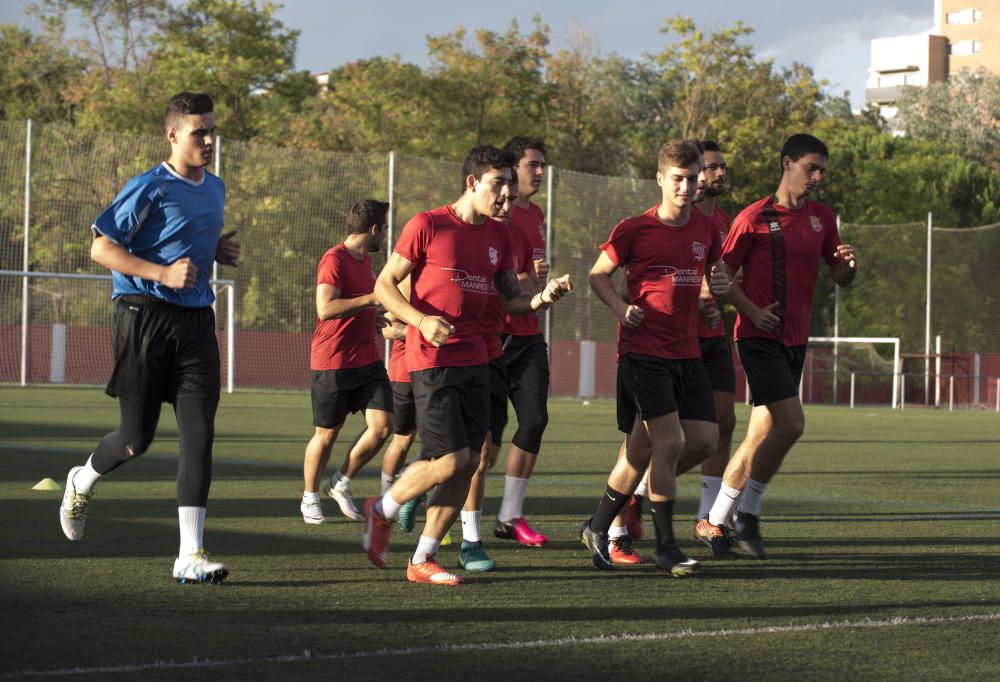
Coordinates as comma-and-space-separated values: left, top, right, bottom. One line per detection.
92, 162, 226, 308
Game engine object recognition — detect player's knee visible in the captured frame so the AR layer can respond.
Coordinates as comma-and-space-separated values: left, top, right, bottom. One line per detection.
513, 399, 548, 453
717, 410, 737, 440
774, 416, 805, 444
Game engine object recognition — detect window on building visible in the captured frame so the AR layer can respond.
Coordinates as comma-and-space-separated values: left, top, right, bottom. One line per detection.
946, 8, 981, 24
950, 39, 982, 55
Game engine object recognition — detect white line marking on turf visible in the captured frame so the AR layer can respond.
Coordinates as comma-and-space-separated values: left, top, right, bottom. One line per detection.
5, 612, 1000, 679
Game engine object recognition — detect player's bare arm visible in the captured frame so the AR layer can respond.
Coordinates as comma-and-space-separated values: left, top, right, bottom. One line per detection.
830, 243, 858, 287
375, 251, 454, 347
380, 311, 408, 341
496, 268, 573, 316
215, 230, 240, 266
718, 261, 781, 333
90, 234, 197, 289
315, 283, 377, 320
589, 250, 643, 329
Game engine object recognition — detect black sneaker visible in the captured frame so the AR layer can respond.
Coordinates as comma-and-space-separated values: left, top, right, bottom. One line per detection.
578, 519, 616, 570
733, 511, 767, 559
653, 543, 700, 577
694, 518, 741, 559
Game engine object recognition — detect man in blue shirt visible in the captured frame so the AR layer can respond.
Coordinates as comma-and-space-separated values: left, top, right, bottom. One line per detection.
58, 92, 239, 585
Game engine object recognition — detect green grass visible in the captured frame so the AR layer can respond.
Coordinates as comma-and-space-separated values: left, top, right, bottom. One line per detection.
2, 386, 1000, 680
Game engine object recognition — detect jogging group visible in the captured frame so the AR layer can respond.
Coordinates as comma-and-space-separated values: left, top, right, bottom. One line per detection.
58, 91, 858, 586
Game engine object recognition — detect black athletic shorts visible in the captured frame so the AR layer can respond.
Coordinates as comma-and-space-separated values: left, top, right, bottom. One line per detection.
502, 333, 549, 400
391, 380, 417, 435
311, 361, 392, 429
737, 338, 807, 406
487, 355, 509, 447
616, 353, 716, 433
699, 335, 736, 394
410, 364, 489, 459
106, 295, 220, 403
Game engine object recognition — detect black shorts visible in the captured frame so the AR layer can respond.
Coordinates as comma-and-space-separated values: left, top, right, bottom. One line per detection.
487, 356, 509, 447
699, 335, 736, 394
737, 338, 807, 406
391, 380, 417, 435
311, 361, 392, 429
616, 353, 715, 433
502, 333, 550, 398
410, 364, 489, 459
106, 295, 220, 403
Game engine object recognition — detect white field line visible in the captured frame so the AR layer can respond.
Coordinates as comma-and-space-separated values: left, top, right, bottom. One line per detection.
4, 612, 1000, 679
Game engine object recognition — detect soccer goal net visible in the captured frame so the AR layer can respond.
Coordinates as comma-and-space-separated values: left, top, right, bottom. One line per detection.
0, 270, 235, 392
801, 336, 901, 408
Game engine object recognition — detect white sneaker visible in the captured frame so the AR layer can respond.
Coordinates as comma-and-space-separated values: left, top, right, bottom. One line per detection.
59, 466, 93, 541
322, 481, 362, 520
300, 498, 325, 525
172, 549, 229, 584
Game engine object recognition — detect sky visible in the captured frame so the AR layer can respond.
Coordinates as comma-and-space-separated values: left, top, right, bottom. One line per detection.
1, 0, 934, 109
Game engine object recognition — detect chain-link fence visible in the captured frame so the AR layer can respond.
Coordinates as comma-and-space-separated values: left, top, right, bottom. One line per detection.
2, 120, 998, 406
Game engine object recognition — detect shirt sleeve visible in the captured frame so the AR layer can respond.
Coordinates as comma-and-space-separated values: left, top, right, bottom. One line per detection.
394, 212, 432, 265
820, 206, 843, 267
721, 212, 754, 270
316, 250, 344, 288
599, 220, 631, 266
91, 176, 163, 246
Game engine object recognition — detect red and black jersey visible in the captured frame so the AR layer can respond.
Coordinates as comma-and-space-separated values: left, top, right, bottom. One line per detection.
503, 202, 545, 336
696, 204, 731, 340
722, 196, 841, 346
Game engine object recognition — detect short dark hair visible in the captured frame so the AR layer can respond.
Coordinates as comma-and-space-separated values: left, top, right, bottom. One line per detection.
687, 139, 706, 155
461, 146, 516, 193
346, 199, 389, 234
702, 140, 722, 153
164, 92, 214, 130
780, 134, 828, 170
657, 139, 701, 172
502, 136, 546, 163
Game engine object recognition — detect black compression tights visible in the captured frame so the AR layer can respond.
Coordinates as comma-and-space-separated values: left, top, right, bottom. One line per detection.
91, 397, 218, 507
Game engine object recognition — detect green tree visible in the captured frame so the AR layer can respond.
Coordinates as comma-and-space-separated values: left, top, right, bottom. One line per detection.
0, 23, 84, 122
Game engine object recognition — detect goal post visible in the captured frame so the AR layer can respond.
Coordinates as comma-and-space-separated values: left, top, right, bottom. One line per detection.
806, 336, 901, 409
0, 269, 235, 392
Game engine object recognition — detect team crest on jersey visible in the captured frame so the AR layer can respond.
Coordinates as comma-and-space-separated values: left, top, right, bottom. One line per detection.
810, 215, 823, 232
488, 246, 498, 266
691, 241, 706, 262
768, 220, 781, 232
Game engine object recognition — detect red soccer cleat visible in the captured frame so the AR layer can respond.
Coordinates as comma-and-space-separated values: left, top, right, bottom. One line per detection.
626, 495, 644, 540
362, 496, 392, 567
609, 534, 643, 565
406, 555, 464, 586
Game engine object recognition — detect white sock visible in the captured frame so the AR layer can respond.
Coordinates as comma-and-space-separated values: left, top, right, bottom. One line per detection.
378, 490, 401, 520
708, 484, 742, 527
698, 476, 723, 519
634, 476, 648, 498
412, 534, 441, 565
738, 477, 768, 517
302, 491, 320, 503
72, 455, 101, 493
333, 472, 350, 493
380, 472, 394, 495
178, 506, 206, 557
461, 510, 482, 543
498, 475, 529, 522
608, 523, 627, 539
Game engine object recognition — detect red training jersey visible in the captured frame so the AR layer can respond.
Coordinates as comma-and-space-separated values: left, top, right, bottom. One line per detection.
696, 204, 731, 340
394, 205, 515, 371
503, 202, 545, 336
601, 204, 722, 360
310, 243, 380, 371
722, 196, 841, 346
388, 338, 409, 383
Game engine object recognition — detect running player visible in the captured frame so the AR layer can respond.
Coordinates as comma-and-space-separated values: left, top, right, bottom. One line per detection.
579, 139, 725, 576
493, 136, 553, 547
301, 199, 393, 524
58, 92, 238, 584
364, 146, 573, 585
696, 133, 858, 559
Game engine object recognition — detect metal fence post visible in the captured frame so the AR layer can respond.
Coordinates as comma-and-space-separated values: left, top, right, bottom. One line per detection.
924, 212, 932, 405
21, 119, 32, 387
544, 165, 554, 352
384, 150, 395, 370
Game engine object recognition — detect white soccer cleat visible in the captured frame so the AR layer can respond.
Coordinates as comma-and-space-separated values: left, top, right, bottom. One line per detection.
59, 466, 93, 541
300, 498, 325, 525
172, 549, 229, 584
322, 481, 362, 520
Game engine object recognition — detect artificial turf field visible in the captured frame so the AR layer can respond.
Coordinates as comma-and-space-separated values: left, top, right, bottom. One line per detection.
1, 386, 999, 681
